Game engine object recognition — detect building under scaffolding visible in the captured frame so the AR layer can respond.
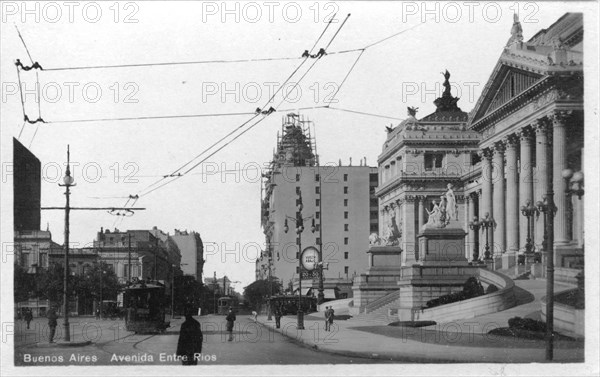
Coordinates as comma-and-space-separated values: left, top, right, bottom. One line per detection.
258, 113, 378, 300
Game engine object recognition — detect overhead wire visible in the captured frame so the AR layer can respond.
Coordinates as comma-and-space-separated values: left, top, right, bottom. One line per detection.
121, 11, 344, 202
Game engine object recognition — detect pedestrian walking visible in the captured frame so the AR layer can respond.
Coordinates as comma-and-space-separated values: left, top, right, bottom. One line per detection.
176, 307, 203, 365
324, 306, 330, 331
225, 307, 236, 342
328, 306, 335, 330
274, 306, 282, 329
24, 309, 33, 330
252, 310, 258, 322
95, 308, 100, 320
47, 306, 58, 343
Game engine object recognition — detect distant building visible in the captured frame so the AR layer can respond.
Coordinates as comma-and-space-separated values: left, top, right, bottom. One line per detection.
259, 114, 378, 298
13, 138, 41, 232
170, 229, 205, 282
204, 274, 234, 296
94, 227, 182, 285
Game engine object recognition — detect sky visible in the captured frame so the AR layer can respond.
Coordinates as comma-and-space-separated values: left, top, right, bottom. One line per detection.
0, 1, 595, 291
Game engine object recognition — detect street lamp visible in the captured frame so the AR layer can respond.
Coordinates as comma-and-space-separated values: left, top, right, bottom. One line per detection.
469, 216, 481, 262
283, 189, 315, 330
58, 145, 75, 341
171, 264, 175, 317
521, 199, 539, 265
479, 213, 496, 261
99, 269, 106, 319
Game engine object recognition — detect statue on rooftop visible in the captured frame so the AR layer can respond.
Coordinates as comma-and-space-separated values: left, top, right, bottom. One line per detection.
506, 13, 524, 47
407, 106, 419, 118
442, 70, 451, 97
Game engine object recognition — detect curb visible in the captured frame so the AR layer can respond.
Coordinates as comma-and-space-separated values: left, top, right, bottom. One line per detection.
252, 318, 458, 363
37, 340, 93, 348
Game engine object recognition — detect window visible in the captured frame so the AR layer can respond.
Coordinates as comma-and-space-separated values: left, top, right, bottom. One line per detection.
296, 174, 300, 182
370, 211, 378, 219
316, 237, 321, 245
424, 153, 444, 170
344, 252, 348, 259
370, 198, 378, 206
344, 211, 348, 219
370, 173, 378, 182
21, 253, 29, 267
370, 224, 378, 232
344, 266, 349, 274
344, 237, 348, 245
316, 224, 321, 232
316, 199, 320, 206
343, 174, 348, 182
296, 186, 300, 194
315, 174, 320, 181
315, 186, 320, 194
344, 224, 349, 231
344, 199, 348, 206
344, 186, 348, 194
316, 211, 320, 219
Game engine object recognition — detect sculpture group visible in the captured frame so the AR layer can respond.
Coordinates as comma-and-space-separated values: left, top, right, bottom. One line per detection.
423, 183, 458, 230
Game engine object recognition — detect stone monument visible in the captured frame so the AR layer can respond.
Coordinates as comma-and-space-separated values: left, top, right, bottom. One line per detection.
397, 183, 482, 321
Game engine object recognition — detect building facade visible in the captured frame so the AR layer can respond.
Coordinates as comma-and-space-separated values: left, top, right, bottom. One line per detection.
374, 13, 583, 274
260, 114, 378, 298
170, 229, 205, 282
94, 227, 182, 285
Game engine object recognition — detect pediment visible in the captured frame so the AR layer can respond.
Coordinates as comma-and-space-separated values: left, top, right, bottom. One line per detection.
470, 64, 545, 125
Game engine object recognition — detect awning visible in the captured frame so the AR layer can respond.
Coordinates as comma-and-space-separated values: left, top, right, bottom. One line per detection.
294, 287, 312, 295
324, 289, 337, 299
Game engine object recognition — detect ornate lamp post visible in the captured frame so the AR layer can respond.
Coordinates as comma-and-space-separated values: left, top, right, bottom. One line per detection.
58, 146, 75, 341
521, 200, 539, 264
469, 216, 481, 262
284, 189, 315, 330
536, 195, 557, 361
479, 213, 496, 261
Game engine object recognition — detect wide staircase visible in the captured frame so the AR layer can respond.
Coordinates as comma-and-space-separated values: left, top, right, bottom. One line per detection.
351, 291, 400, 325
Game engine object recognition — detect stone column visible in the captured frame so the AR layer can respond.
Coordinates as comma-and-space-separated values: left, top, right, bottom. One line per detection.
402, 197, 417, 265
519, 126, 534, 252
481, 148, 494, 252
465, 195, 472, 260
551, 111, 572, 246
505, 134, 520, 252
492, 141, 506, 256
534, 119, 549, 251
417, 196, 425, 230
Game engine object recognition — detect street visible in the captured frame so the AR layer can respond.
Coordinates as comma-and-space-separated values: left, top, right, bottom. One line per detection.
14, 315, 386, 366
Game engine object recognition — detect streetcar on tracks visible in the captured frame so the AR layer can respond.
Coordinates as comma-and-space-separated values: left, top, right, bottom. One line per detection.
123, 279, 171, 333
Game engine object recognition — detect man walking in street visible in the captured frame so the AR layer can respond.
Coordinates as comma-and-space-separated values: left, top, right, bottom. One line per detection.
328, 306, 335, 331
176, 306, 203, 365
225, 307, 236, 342
24, 309, 33, 330
324, 306, 330, 331
274, 306, 282, 329
47, 306, 58, 343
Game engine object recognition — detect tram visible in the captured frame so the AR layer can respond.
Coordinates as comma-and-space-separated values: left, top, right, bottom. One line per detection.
217, 296, 238, 314
123, 279, 171, 333
268, 295, 316, 315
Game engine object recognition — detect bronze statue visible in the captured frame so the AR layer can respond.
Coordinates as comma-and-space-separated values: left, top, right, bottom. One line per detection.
407, 106, 419, 117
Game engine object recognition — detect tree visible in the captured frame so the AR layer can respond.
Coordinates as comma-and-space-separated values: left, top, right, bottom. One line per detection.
243, 277, 282, 310
36, 263, 65, 305
14, 263, 35, 303
79, 262, 120, 305
174, 275, 204, 314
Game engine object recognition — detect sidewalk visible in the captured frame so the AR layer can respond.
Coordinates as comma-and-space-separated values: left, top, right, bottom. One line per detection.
254, 279, 584, 363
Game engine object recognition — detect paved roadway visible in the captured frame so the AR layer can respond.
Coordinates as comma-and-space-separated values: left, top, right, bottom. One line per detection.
13, 315, 386, 366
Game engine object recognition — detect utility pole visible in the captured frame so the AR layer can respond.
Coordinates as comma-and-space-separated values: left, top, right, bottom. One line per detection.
42, 146, 145, 343
128, 233, 132, 283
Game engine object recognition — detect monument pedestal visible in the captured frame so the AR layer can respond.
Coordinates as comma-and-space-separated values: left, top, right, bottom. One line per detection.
351, 246, 402, 314
502, 252, 516, 270
397, 227, 482, 321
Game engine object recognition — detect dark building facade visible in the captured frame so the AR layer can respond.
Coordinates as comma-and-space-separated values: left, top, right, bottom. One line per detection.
13, 138, 41, 232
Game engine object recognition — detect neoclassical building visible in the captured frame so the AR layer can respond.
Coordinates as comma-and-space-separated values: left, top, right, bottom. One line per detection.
375, 13, 583, 274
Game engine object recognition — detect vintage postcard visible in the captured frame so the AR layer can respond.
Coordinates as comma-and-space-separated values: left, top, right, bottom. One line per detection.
1, 1, 598, 376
